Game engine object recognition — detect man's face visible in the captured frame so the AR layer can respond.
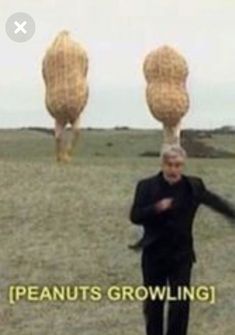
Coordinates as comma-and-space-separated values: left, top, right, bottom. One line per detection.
161, 155, 185, 184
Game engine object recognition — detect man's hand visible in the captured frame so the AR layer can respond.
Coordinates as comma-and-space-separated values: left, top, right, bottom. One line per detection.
154, 198, 173, 213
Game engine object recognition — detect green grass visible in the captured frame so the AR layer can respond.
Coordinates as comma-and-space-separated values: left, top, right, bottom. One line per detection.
0, 129, 234, 334
203, 133, 235, 154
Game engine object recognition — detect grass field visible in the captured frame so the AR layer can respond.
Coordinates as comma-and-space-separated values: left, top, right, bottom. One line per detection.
0, 129, 234, 335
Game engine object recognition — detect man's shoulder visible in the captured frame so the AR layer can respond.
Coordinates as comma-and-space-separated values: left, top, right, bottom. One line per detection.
183, 174, 205, 192
184, 174, 203, 184
137, 173, 205, 190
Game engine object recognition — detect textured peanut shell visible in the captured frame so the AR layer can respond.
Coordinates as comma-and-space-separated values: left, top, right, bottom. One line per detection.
143, 45, 188, 84
42, 31, 89, 123
146, 82, 189, 127
143, 46, 189, 126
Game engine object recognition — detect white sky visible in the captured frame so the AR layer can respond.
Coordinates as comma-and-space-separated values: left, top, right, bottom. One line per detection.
0, 0, 235, 128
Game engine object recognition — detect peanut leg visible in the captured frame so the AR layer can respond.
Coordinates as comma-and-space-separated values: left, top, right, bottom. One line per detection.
55, 119, 70, 162
67, 116, 81, 158
163, 121, 181, 148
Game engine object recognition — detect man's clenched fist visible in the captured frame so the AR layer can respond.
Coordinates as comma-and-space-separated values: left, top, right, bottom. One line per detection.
154, 198, 173, 213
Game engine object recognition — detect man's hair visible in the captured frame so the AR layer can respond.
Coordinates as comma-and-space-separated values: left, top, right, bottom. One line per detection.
160, 144, 187, 162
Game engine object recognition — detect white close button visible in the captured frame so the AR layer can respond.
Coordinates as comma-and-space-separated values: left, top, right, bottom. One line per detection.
6, 12, 35, 42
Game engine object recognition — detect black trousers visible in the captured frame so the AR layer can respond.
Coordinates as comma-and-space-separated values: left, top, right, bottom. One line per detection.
141, 245, 193, 335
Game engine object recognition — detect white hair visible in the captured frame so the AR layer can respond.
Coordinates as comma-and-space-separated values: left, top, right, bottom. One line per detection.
160, 144, 187, 162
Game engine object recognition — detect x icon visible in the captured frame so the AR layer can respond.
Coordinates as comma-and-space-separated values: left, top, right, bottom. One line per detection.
14, 21, 27, 34
6, 12, 35, 42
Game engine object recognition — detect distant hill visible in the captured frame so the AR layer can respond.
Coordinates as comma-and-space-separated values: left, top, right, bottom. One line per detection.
181, 130, 235, 158
17, 126, 235, 159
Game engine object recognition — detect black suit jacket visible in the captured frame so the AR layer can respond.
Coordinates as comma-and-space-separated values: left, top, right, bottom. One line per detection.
129, 171, 235, 262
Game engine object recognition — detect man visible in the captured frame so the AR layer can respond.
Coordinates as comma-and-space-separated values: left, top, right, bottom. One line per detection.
129, 145, 235, 335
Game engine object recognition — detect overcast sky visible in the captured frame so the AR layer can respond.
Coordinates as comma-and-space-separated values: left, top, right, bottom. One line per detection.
1, 0, 235, 129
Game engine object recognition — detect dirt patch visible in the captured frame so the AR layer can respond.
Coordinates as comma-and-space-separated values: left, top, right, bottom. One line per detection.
181, 130, 235, 158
